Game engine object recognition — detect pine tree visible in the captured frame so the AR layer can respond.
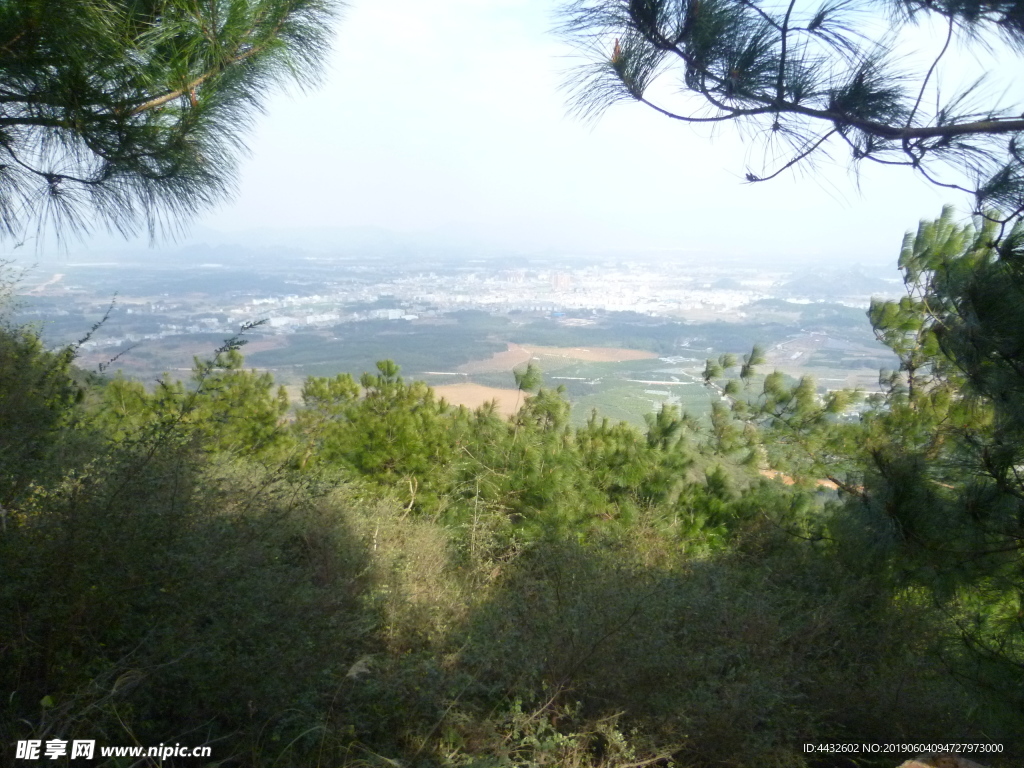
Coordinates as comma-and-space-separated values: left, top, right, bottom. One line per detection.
0, 322, 81, 506
560, 0, 1024, 217
838, 210, 1024, 692
710, 208, 1024, 686
0, 0, 338, 240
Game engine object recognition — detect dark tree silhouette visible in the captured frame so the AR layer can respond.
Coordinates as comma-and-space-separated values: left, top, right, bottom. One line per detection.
560, 0, 1024, 219
0, 0, 338, 241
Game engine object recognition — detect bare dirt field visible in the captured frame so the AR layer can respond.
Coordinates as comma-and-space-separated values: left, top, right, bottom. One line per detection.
433, 383, 526, 416
458, 343, 656, 374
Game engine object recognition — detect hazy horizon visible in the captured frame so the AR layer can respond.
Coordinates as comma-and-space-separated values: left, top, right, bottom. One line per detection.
25, 220, 915, 270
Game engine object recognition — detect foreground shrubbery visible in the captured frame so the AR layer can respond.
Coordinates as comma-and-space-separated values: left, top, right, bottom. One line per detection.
1, 453, 1006, 767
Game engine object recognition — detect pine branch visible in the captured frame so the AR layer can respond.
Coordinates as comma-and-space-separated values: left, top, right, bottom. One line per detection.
0, 0, 339, 242
559, 0, 1024, 207
127, 17, 284, 116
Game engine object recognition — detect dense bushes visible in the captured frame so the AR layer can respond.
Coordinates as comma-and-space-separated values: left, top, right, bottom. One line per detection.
0, 450, 369, 760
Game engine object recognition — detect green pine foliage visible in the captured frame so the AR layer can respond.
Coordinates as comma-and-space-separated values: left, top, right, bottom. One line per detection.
851, 208, 1024, 702
0, 321, 82, 504
92, 342, 292, 459
702, 207, 1024, 723
559, 0, 1024, 217
0, 0, 338, 240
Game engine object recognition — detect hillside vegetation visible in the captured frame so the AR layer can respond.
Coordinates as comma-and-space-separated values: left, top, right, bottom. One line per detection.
2, 211, 1023, 766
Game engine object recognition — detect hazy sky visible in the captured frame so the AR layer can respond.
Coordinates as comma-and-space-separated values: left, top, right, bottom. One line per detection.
85, 0, 1005, 264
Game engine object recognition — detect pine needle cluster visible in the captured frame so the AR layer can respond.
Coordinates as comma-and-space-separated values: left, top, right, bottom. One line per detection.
0, 0, 338, 242
560, 0, 1024, 217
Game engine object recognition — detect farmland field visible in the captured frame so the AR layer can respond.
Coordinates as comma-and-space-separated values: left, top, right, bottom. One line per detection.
61, 293, 897, 428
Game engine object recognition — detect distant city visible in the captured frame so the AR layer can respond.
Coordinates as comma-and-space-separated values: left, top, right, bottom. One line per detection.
12, 238, 906, 425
